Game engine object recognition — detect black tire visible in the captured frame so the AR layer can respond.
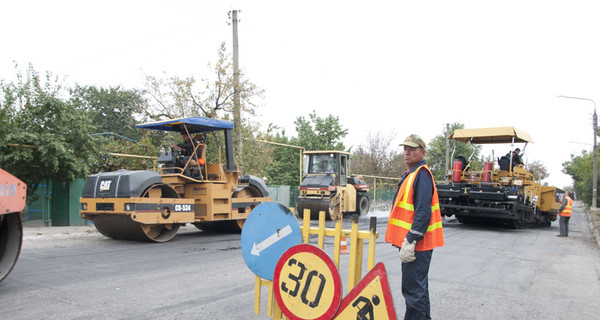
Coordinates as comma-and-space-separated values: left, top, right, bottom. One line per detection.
356, 194, 370, 215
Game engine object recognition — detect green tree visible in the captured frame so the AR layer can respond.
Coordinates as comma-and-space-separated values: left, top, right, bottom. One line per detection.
70, 85, 148, 142
0, 64, 102, 199
562, 150, 596, 207
264, 131, 302, 186
294, 111, 348, 151
426, 123, 481, 180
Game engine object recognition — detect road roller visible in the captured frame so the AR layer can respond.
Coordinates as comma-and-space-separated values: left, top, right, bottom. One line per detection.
297, 151, 370, 220
436, 126, 563, 228
0, 168, 26, 283
80, 117, 270, 242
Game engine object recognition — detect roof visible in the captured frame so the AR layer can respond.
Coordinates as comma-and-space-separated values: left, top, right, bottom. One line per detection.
303, 150, 351, 156
448, 127, 534, 144
135, 117, 234, 133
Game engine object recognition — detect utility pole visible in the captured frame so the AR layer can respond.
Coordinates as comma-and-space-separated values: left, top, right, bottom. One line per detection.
230, 10, 242, 164
557, 95, 598, 210
593, 108, 598, 210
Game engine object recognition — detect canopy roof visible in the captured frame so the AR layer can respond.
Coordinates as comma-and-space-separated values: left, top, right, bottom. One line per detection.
303, 150, 350, 156
448, 126, 534, 144
136, 117, 234, 133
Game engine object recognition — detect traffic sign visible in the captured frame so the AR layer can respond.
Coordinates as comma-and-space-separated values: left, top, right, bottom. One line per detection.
241, 202, 303, 280
274, 244, 342, 320
333, 262, 397, 320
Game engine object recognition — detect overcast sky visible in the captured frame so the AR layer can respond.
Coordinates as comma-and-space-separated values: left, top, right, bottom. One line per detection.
2, 0, 599, 188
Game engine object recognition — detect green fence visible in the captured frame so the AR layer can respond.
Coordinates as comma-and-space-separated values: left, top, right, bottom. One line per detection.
26, 179, 86, 226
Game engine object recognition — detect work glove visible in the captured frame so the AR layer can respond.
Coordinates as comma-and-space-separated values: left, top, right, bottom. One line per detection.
399, 238, 417, 263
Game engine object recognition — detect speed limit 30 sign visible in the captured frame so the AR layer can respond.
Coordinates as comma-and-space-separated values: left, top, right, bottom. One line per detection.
273, 244, 342, 320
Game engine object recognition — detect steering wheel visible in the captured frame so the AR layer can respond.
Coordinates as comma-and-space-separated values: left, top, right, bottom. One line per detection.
171, 146, 183, 155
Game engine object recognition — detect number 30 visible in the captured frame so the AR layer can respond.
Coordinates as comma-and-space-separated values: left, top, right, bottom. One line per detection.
280, 258, 326, 308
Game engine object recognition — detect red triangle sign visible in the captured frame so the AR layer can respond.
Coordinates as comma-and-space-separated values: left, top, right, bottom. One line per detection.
333, 262, 397, 320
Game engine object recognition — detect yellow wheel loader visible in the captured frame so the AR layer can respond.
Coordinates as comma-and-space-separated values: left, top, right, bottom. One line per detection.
297, 151, 370, 220
80, 117, 270, 242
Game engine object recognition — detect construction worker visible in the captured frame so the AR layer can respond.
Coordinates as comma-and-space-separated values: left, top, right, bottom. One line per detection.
385, 134, 444, 320
557, 192, 573, 237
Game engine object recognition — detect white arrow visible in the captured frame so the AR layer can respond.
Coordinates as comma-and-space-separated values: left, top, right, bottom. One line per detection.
251, 225, 293, 256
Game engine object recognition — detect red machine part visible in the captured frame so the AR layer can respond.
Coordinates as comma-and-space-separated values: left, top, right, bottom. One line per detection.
1, 168, 27, 214
0, 168, 26, 283
482, 161, 494, 183
451, 160, 463, 182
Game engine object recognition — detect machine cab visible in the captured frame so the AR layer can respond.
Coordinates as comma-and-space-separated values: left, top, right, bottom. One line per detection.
303, 151, 349, 187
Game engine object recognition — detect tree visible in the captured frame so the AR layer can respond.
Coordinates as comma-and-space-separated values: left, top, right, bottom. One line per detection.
143, 43, 269, 174
528, 160, 549, 182
70, 85, 148, 142
562, 150, 596, 207
350, 131, 405, 178
144, 43, 264, 121
294, 111, 348, 151
426, 123, 481, 180
350, 131, 406, 201
0, 64, 102, 199
264, 131, 302, 186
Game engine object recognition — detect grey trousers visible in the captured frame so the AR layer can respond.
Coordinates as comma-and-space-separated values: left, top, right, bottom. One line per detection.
559, 216, 570, 236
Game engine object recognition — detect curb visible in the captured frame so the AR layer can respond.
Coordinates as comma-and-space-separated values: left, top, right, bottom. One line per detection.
584, 208, 600, 249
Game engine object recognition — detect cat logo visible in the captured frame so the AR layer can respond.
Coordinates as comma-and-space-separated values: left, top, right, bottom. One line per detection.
99, 180, 112, 192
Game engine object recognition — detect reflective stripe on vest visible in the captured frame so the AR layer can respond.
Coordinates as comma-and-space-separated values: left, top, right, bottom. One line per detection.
385, 164, 444, 251
559, 197, 573, 217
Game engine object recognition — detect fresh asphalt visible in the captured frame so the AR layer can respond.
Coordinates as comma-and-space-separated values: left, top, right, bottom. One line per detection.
1, 202, 599, 319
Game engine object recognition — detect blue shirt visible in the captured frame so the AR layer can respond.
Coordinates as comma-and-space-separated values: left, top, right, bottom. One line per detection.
393, 160, 433, 243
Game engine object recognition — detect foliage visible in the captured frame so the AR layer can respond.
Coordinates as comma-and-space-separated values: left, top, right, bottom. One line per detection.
93, 135, 159, 172
426, 123, 481, 181
70, 85, 149, 142
0, 64, 102, 199
562, 150, 597, 207
294, 111, 348, 151
264, 131, 303, 186
144, 43, 264, 120
143, 43, 269, 176
527, 160, 549, 182
350, 131, 406, 191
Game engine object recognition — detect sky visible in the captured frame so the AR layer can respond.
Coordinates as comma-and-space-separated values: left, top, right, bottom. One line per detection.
2, 0, 599, 189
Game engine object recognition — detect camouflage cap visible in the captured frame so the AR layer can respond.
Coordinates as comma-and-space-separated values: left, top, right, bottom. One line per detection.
399, 134, 426, 149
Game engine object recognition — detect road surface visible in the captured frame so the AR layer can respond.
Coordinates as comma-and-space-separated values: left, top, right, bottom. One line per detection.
1, 202, 599, 319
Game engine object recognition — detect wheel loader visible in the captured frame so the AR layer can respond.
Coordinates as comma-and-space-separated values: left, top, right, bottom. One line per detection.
435, 127, 564, 228
79, 117, 270, 242
297, 150, 370, 220
0, 168, 26, 283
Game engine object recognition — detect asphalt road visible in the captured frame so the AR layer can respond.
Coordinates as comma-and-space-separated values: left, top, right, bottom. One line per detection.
1, 202, 599, 319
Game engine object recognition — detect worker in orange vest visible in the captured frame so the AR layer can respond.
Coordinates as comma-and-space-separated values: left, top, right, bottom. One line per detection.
386, 134, 444, 320
557, 192, 574, 237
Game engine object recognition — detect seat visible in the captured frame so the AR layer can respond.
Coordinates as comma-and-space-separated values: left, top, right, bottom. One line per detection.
498, 156, 510, 171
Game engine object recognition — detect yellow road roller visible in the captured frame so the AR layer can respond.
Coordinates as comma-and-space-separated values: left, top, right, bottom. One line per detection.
80, 117, 271, 242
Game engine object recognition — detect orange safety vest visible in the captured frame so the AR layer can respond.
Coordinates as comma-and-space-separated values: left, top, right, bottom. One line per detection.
385, 164, 444, 251
559, 196, 573, 217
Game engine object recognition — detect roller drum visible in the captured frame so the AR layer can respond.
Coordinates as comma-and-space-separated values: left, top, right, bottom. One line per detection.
92, 215, 180, 243
0, 213, 23, 283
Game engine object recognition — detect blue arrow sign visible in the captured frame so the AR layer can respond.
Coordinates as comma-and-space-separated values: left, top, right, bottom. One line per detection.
241, 202, 302, 280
